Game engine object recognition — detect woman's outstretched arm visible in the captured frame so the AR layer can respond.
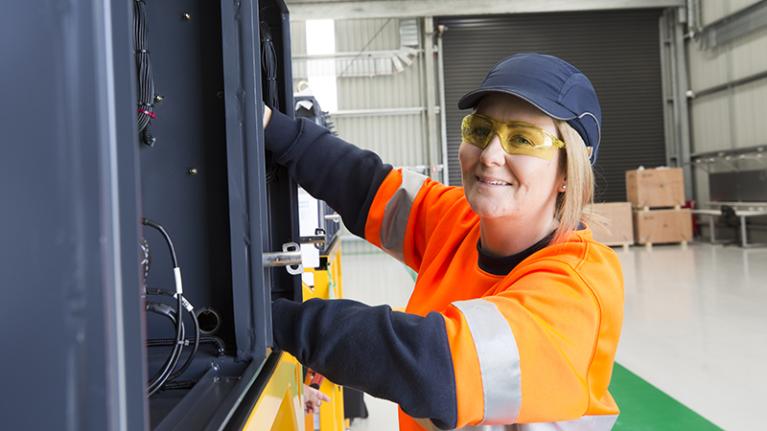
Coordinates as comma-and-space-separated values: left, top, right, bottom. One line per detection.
263, 106, 392, 237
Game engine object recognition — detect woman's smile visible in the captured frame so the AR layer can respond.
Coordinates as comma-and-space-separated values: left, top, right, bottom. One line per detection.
475, 175, 514, 187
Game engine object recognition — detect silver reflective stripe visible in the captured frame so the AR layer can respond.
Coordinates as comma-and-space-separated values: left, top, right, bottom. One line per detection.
461, 426, 515, 430
418, 413, 616, 430
453, 299, 522, 425
379, 169, 427, 261
514, 415, 618, 430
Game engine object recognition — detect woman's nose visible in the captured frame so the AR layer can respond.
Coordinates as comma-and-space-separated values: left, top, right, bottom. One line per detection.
479, 135, 506, 167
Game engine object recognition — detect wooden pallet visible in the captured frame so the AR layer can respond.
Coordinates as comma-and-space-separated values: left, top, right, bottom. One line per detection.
603, 241, 632, 252
639, 240, 688, 251
635, 204, 683, 212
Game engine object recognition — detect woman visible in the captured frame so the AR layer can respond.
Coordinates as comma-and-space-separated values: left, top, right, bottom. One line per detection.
264, 53, 623, 430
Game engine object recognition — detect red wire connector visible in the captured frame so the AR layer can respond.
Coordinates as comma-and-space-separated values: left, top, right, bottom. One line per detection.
137, 108, 157, 119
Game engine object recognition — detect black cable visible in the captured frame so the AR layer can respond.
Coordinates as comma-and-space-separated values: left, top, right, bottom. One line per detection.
260, 21, 279, 110
142, 218, 185, 395
133, 0, 157, 142
142, 218, 178, 267
147, 336, 225, 356
167, 303, 199, 381
145, 301, 185, 396
145, 288, 202, 379
160, 380, 196, 391
260, 21, 281, 184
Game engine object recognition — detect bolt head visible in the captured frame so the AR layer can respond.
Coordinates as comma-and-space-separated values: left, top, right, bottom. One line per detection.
183, 12, 191, 20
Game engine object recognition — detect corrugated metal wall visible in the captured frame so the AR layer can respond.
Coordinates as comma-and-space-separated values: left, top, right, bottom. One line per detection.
438, 9, 667, 202
289, 18, 434, 174
687, 0, 767, 204
288, 18, 426, 310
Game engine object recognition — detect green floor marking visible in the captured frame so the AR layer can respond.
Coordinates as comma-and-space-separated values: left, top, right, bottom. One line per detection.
610, 363, 722, 430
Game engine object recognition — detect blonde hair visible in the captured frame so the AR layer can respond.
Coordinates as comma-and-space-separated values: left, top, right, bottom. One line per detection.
552, 121, 595, 243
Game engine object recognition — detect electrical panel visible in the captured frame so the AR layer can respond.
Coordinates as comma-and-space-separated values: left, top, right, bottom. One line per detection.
3, 0, 301, 429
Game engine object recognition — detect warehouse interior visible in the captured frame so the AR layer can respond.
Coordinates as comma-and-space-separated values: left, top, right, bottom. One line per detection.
2, 0, 766, 430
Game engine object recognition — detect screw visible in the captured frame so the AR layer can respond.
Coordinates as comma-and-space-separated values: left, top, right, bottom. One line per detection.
187, 168, 198, 176
216, 90, 224, 99
154, 94, 164, 104
183, 12, 191, 21
210, 361, 220, 372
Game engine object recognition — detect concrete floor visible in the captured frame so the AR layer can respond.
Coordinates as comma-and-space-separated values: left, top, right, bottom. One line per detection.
339, 240, 767, 431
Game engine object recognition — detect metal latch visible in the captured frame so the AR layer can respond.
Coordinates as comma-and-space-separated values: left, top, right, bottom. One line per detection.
262, 242, 303, 275
300, 228, 327, 249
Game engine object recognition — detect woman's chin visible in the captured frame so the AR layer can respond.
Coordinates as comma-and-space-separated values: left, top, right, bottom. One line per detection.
469, 198, 517, 219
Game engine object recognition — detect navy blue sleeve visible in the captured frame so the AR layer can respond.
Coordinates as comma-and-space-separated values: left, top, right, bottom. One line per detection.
272, 298, 458, 429
264, 109, 393, 237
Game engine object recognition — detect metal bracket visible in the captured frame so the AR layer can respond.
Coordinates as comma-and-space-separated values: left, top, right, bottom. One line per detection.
300, 228, 327, 250
262, 242, 303, 275
324, 213, 341, 224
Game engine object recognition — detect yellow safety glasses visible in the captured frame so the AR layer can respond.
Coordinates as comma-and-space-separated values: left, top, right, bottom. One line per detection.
461, 113, 566, 160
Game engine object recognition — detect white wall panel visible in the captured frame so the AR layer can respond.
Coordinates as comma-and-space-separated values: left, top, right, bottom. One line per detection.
687, 42, 729, 91
290, 21, 308, 86
334, 114, 428, 168
729, 26, 767, 81
732, 79, 767, 149
333, 18, 432, 170
337, 63, 424, 109
698, 0, 762, 26
688, 25, 767, 92
730, 0, 764, 16
290, 20, 307, 56
335, 18, 398, 52
700, 0, 729, 25
689, 1, 767, 156
289, 17, 431, 173
691, 93, 732, 154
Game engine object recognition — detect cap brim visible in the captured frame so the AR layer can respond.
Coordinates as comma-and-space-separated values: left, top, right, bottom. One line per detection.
457, 87, 576, 121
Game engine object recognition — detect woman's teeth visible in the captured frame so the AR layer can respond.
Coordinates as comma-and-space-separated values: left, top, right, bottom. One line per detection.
478, 177, 510, 186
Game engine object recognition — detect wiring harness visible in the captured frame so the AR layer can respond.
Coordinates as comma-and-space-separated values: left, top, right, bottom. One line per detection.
142, 218, 201, 396
261, 20, 280, 184
133, 0, 158, 146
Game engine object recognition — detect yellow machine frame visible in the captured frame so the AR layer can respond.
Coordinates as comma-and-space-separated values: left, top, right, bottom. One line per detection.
302, 240, 347, 431
241, 240, 346, 431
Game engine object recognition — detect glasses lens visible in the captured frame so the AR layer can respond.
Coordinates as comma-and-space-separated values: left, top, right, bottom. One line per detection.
507, 132, 538, 148
501, 124, 561, 160
462, 115, 493, 148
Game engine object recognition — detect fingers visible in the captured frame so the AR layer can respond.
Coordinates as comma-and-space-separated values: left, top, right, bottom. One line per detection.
263, 104, 273, 129
303, 385, 329, 414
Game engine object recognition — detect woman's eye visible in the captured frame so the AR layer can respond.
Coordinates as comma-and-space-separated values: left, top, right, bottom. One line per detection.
471, 127, 491, 138
511, 135, 533, 146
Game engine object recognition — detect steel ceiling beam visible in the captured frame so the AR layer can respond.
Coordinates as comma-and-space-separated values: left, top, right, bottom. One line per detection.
286, 0, 685, 20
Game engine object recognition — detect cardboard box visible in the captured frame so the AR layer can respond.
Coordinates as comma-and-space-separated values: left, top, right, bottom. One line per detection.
633, 208, 692, 245
626, 167, 684, 208
585, 202, 634, 246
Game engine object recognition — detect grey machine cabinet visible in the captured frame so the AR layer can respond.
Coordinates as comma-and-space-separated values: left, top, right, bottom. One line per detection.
1, 0, 301, 429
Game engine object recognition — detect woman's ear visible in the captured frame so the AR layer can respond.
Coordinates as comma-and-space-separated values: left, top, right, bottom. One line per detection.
559, 180, 567, 193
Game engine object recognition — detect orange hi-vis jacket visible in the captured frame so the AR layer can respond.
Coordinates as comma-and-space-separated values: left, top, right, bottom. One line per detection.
366, 169, 623, 430
267, 109, 624, 430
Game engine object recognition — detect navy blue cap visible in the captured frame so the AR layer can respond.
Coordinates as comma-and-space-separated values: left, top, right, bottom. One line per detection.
458, 53, 602, 163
